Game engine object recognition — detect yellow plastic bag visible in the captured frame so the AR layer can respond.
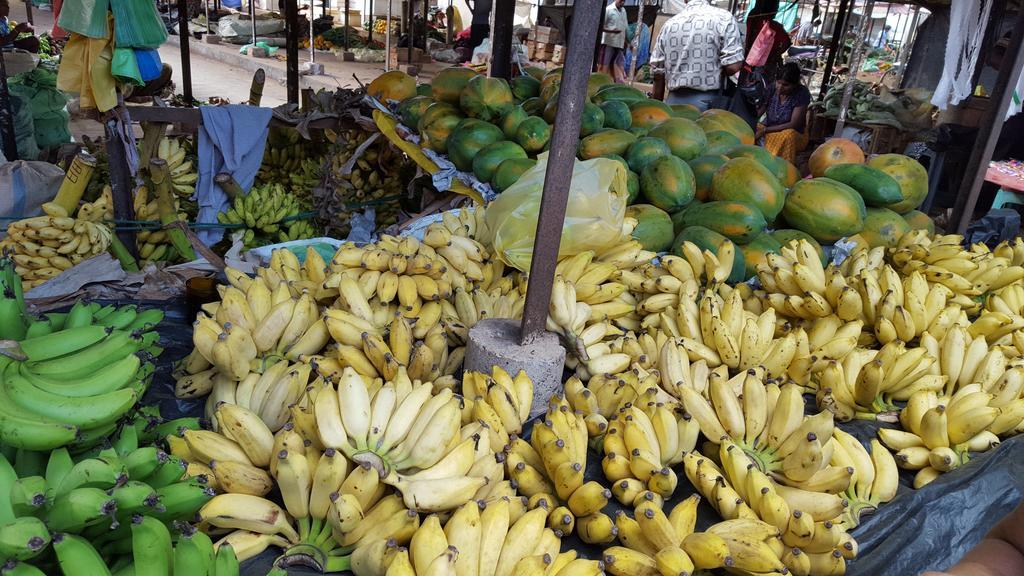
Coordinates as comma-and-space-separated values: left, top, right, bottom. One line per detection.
485, 154, 629, 272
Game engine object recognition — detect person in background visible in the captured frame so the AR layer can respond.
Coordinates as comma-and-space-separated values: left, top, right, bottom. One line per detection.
0, 0, 38, 53
876, 24, 892, 49
756, 61, 810, 163
922, 502, 1024, 576
745, 0, 791, 81
599, 0, 628, 82
512, 26, 531, 74
650, 0, 744, 109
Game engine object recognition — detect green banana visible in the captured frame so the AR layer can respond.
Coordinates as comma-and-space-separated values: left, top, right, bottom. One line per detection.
0, 296, 27, 341
113, 423, 140, 456
64, 300, 95, 329
0, 454, 17, 523
124, 447, 167, 480
126, 309, 165, 332
45, 448, 74, 491
9, 476, 48, 517
16, 325, 110, 362
131, 515, 173, 576
2, 366, 139, 428
0, 561, 47, 575
98, 306, 138, 330
111, 481, 163, 520
152, 417, 205, 440
149, 482, 216, 524
55, 457, 127, 496
16, 353, 142, 398
23, 317, 52, 339
172, 523, 215, 576
92, 304, 117, 322
0, 516, 51, 560
138, 455, 187, 489
212, 542, 239, 576
69, 421, 120, 452
11, 450, 45, 478
45, 487, 119, 533
25, 330, 138, 378
0, 393, 78, 451
129, 406, 163, 444
53, 533, 113, 575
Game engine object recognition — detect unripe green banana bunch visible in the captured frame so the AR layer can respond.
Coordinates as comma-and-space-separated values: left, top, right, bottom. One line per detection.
155, 137, 199, 199
217, 183, 308, 249
1, 215, 111, 290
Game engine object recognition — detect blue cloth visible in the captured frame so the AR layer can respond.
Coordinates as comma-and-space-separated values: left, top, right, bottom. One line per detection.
196, 105, 273, 244
134, 49, 162, 81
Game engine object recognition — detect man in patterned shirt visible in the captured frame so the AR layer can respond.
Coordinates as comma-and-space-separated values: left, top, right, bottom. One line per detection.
650, 0, 744, 110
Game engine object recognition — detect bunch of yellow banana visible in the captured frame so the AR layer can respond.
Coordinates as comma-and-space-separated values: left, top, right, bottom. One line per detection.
193, 358, 315, 431
155, 136, 199, 198
679, 376, 841, 488
460, 366, 535, 443
71, 185, 113, 222
920, 325, 1009, 398
0, 215, 111, 289
887, 231, 1024, 310
502, 396, 614, 543
132, 184, 190, 264
812, 340, 945, 421
562, 368, 679, 436
884, 384, 1023, 487
756, 240, 841, 320
601, 403, 698, 502
547, 275, 595, 361
828, 429, 899, 528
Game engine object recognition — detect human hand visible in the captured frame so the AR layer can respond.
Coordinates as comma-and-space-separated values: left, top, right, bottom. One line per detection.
14, 22, 32, 33
755, 126, 766, 139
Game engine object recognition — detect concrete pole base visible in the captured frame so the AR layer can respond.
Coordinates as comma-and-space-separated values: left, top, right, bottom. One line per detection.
465, 318, 566, 420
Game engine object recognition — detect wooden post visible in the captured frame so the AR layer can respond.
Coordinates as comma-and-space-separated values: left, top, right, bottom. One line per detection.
249, 68, 266, 105
818, 0, 850, 99
954, 8, 1024, 234
833, 0, 873, 136
177, 0, 193, 102
105, 119, 137, 258
344, 0, 351, 49
385, 0, 392, 71
286, 0, 300, 104
895, 5, 919, 87
490, 0, 514, 79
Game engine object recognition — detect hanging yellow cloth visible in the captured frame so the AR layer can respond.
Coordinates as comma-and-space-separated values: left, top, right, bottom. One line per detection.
760, 124, 808, 165
57, 15, 118, 112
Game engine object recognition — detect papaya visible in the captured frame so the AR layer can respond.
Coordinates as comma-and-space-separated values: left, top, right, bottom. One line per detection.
367, 70, 416, 102
417, 102, 463, 152
525, 66, 546, 81
697, 109, 755, 145
602, 154, 629, 173
460, 75, 514, 122
492, 158, 536, 192
859, 207, 911, 248
588, 72, 615, 98
640, 155, 696, 214
473, 141, 528, 183
902, 210, 935, 234
540, 69, 562, 100
510, 75, 540, 101
600, 100, 632, 130
780, 158, 801, 187
514, 116, 552, 154
580, 102, 605, 137
625, 137, 672, 174
431, 67, 478, 104
808, 137, 864, 177
627, 204, 675, 252
670, 104, 701, 121
782, 178, 867, 243
398, 95, 433, 130
770, 229, 826, 265
446, 119, 504, 172
629, 127, 650, 138
416, 83, 432, 97
672, 226, 746, 283
868, 154, 929, 214
499, 106, 529, 139
629, 99, 674, 130
704, 130, 742, 156
542, 99, 560, 124
672, 201, 767, 243
579, 129, 637, 160
521, 97, 544, 116
591, 84, 646, 105
710, 157, 785, 221
824, 163, 903, 206
626, 170, 640, 204
739, 233, 783, 279
688, 155, 729, 202
647, 117, 707, 160
725, 144, 779, 174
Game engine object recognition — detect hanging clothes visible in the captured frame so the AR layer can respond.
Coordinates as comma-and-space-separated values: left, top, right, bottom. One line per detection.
931, 0, 994, 110
56, 15, 118, 112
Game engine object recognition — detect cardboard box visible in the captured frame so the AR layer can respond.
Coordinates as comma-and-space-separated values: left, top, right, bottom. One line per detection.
530, 25, 560, 44
394, 47, 424, 64
552, 44, 565, 64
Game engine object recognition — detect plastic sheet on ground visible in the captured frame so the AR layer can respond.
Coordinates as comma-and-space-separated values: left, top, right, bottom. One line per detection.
130, 298, 1024, 575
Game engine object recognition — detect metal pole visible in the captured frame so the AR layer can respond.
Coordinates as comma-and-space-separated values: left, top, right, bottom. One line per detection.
105, 119, 138, 259
627, 0, 646, 85
344, 0, 350, 49
23, 0, 32, 25
446, 0, 453, 44
954, 8, 1024, 234
178, 0, 193, 102
205, 0, 211, 34
818, 0, 849, 99
407, 0, 413, 67
519, 0, 603, 343
833, 0, 871, 135
896, 5, 919, 87
0, 52, 18, 161
490, 0, 514, 79
385, 0, 392, 71
250, 0, 258, 48
286, 0, 299, 102
310, 1, 317, 64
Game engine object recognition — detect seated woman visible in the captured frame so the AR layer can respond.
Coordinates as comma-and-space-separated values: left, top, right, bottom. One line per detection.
757, 62, 810, 164
0, 0, 38, 53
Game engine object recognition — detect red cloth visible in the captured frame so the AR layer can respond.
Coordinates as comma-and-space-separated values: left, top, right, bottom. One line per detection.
745, 17, 790, 63
51, 0, 67, 39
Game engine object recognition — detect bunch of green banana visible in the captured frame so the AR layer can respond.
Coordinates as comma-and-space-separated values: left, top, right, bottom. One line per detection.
258, 126, 310, 182
0, 255, 27, 341
286, 157, 322, 207
0, 215, 112, 290
154, 137, 199, 199
0, 303, 164, 451
132, 185, 189, 265
679, 376, 841, 490
216, 182, 315, 249
600, 402, 698, 503
883, 384, 1022, 487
